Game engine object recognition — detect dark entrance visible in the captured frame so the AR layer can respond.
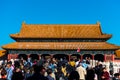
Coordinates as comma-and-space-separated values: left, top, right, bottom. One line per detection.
71, 54, 81, 60
18, 54, 27, 60
94, 54, 104, 62
41, 54, 51, 59
53, 54, 69, 60
83, 54, 92, 59
30, 54, 39, 61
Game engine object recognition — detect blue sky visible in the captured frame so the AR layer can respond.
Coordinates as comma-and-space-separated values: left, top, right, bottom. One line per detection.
0, 0, 120, 49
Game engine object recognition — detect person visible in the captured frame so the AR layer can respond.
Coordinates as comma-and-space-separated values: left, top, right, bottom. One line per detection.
46, 69, 54, 80
85, 57, 90, 64
101, 67, 110, 80
26, 65, 48, 80
69, 59, 75, 67
5, 62, 13, 80
68, 71, 79, 80
24, 69, 32, 79
76, 63, 86, 80
37, 57, 44, 66
55, 67, 64, 80
61, 63, 67, 77
11, 68, 24, 80
86, 65, 95, 80
48, 61, 57, 72
75, 59, 81, 67
113, 73, 120, 80
1, 68, 7, 80
94, 62, 103, 80
81, 60, 88, 69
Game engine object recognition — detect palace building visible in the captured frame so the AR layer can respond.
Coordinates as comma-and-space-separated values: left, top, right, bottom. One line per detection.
2, 22, 120, 61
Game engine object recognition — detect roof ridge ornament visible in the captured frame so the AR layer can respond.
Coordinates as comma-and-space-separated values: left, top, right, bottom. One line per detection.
96, 21, 101, 25
22, 21, 26, 25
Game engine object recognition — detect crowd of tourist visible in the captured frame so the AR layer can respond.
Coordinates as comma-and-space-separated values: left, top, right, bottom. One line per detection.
0, 57, 119, 80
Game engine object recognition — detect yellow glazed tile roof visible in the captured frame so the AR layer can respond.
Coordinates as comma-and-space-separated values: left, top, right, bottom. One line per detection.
0, 50, 6, 57
115, 50, 120, 58
10, 23, 111, 39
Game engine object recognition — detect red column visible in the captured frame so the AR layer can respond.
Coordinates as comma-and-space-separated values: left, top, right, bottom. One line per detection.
92, 54, 94, 60
14, 54, 18, 59
27, 54, 30, 58
81, 54, 83, 61
104, 54, 106, 62
12, 54, 14, 59
51, 54, 53, 59
16, 54, 18, 59
7, 54, 10, 60
39, 55, 41, 60
27, 54, 31, 61
111, 54, 114, 61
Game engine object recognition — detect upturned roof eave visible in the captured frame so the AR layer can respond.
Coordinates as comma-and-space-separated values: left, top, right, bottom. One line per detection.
2, 42, 120, 50
10, 34, 112, 39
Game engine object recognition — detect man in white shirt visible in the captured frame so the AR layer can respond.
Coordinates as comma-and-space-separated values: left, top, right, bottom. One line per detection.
76, 63, 86, 80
